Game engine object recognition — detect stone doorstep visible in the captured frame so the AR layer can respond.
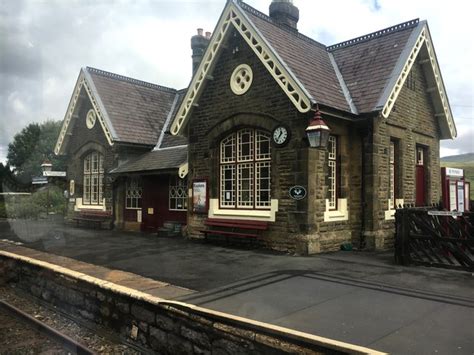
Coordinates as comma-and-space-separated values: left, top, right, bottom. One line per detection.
0, 242, 384, 355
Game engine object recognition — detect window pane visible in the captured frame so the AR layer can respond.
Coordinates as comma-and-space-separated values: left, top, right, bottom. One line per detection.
255, 131, 271, 160
237, 129, 253, 162
256, 161, 271, 207
220, 164, 235, 207
220, 133, 235, 163
237, 163, 253, 207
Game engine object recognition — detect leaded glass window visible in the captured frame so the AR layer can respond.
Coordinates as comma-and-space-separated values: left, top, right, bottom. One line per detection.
220, 129, 271, 209
328, 135, 338, 210
126, 177, 142, 209
83, 151, 104, 205
169, 176, 188, 211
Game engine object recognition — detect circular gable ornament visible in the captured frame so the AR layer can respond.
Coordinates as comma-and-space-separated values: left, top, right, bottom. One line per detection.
86, 109, 96, 129
230, 64, 253, 95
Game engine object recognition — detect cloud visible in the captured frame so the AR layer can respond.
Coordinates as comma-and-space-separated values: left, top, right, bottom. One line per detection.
0, 0, 472, 160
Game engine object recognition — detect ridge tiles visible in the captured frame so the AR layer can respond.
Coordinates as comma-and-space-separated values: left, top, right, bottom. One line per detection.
327, 19, 419, 51
86, 67, 177, 93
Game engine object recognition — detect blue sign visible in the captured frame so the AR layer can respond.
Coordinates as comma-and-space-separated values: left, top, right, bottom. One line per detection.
289, 185, 306, 200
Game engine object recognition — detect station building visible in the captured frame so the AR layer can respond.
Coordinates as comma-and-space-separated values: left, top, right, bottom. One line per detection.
55, 0, 457, 253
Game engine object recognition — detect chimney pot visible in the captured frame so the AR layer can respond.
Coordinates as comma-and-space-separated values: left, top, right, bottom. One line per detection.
197, 28, 203, 36
205, 31, 211, 39
269, 0, 299, 30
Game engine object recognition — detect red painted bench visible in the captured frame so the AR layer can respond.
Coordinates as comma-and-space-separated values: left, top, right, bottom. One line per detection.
73, 210, 112, 229
199, 218, 268, 242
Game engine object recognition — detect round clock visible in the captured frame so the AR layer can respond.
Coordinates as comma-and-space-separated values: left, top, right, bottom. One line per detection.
86, 109, 96, 129
272, 126, 290, 146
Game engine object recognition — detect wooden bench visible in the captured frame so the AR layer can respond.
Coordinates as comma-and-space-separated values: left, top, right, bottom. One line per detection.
72, 210, 112, 229
199, 218, 268, 244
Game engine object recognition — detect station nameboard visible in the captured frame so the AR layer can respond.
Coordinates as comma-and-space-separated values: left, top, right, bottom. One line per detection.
445, 167, 463, 177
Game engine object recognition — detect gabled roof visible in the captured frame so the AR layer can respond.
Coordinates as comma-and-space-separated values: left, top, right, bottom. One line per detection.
171, 0, 456, 139
55, 67, 180, 154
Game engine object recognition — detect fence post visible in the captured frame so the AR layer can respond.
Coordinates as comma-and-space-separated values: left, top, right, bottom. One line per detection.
395, 208, 410, 266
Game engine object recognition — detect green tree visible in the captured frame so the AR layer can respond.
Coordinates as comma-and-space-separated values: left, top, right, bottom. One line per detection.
7, 121, 66, 183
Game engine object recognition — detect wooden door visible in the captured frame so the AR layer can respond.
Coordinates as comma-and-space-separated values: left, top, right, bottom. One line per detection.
415, 146, 426, 206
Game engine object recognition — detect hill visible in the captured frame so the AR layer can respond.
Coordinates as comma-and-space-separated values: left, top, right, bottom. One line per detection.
440, 153, 474, 200
440, 152, 474, 163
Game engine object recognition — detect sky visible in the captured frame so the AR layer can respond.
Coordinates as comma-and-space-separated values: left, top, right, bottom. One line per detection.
1, 0, 473, 164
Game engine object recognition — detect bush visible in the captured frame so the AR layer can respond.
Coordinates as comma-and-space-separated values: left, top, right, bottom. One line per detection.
3, 186, 66, 219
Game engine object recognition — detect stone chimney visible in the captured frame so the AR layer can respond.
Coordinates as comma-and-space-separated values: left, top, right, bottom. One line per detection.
191, 28, 210, 75
269, 0, 299, 30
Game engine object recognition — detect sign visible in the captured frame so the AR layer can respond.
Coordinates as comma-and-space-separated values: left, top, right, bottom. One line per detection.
445, 167, 464, 177
43, 171, 66, 177
428, 211, 463, 217
147, 208, 154, 215
137, 210, 142, 223
192, 179, 208, 213
289, 185, 307, 200
32, 177, 48, 185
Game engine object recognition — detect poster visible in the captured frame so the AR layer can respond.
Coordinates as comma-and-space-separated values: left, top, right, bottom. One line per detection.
193, 180, 207, 213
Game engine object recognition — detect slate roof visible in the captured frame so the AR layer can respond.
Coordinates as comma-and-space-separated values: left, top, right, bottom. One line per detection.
239, 2, 419, 115
86, 67, 179, 146
110, 146, 187, 174
243, 7, 351, 112
328, 22, 418, 113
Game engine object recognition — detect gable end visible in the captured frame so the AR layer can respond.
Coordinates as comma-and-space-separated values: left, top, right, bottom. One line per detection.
171, 1, 312, 136
55, 69, 116, 155
378, 22, 456, 139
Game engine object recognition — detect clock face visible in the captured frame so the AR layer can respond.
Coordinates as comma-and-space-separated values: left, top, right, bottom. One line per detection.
273, 126, 289, 146
86, 109, 96, 129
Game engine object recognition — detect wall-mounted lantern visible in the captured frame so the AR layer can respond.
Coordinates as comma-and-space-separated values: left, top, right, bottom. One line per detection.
305, 105, 330, 149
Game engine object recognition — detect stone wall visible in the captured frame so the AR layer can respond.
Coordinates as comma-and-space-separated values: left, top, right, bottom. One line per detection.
186, 30, 370, 254
63, 90, 149, 218
0, 255, 379, 355
364, 60, 442, 249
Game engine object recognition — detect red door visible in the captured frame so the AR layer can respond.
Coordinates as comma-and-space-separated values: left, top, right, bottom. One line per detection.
415, 146, 426, 206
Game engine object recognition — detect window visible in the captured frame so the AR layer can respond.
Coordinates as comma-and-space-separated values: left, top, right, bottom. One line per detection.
126, 177, 142, 209
327, 135, 338, 210
220, 129, 271, 209
83, 151, 104, 205
389, 140, 398, 208
169, 176, 188, 211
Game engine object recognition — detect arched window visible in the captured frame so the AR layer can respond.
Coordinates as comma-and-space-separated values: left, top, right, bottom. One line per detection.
83, 151, 104, 205
220, 128, 271, 209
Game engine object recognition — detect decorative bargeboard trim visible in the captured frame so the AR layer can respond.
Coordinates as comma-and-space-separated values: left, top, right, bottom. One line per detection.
381, 24, 456, 138
55, 69, 115, 155
170, 2, 311, 136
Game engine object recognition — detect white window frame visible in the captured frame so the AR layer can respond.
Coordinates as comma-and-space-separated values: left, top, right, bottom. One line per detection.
219, 129, 271, 210
327, 135, 338, 210
169, 176, 188, 211
125, 177, 142, 210
83, 151, 104, 206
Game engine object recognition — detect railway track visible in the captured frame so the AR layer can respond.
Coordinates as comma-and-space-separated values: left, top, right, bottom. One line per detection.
0, 299, 94, 355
